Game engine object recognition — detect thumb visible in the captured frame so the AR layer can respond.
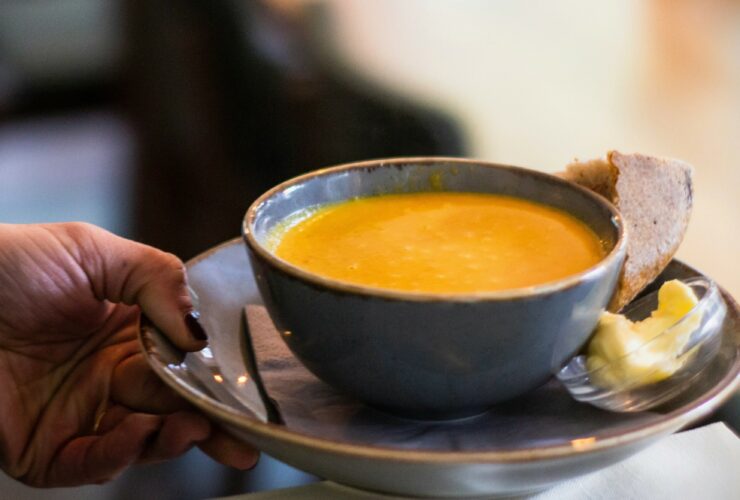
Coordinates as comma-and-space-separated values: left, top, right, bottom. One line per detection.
65, 223, 207, 351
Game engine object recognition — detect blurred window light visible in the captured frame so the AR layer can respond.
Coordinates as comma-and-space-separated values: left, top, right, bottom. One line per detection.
0, 112, 134, 236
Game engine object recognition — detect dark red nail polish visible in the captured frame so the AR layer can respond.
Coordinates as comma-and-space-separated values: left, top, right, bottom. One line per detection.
185, 311, 208, 341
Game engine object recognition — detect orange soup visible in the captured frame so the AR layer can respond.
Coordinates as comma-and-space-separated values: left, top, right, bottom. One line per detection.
272, 193, 604, 293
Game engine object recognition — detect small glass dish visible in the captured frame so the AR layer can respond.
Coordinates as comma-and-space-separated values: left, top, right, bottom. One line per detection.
557, 277, 727, 412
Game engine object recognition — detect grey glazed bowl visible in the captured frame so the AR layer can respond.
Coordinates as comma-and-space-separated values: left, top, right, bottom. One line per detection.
243, 157, 627, 418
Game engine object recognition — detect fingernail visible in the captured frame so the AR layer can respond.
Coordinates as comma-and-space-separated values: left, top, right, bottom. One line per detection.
185, 311, 208, 341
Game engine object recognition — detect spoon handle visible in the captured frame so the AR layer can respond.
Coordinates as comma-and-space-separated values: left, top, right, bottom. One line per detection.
240, 310, 285, 424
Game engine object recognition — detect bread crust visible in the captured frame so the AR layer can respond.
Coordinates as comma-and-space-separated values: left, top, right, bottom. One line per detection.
562, 151, 694, 311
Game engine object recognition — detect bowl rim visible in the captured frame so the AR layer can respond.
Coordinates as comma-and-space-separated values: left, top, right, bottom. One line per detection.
242, 156, 628, 302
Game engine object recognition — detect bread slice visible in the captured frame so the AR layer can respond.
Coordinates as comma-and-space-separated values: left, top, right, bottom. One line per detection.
560, 151, 694, 311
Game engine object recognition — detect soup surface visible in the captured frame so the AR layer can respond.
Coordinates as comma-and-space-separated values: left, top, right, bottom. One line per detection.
272, 192, 604, 293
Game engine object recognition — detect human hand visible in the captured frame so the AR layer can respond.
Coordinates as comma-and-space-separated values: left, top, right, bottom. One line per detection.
0, 223, 258, 486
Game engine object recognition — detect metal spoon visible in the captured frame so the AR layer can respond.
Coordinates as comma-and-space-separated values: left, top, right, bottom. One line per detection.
186, 286, 284, 424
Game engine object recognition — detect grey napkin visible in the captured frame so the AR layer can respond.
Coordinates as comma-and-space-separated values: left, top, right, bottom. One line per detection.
244, 305, 651, 452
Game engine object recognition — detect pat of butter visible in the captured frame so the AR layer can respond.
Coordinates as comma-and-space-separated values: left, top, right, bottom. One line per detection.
586, 280, 702, 388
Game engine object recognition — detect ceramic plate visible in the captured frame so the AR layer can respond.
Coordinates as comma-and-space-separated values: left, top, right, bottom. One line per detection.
140, 239, 739, 498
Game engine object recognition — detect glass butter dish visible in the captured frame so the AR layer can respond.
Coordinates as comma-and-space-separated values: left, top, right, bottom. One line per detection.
557, 277, 727, 412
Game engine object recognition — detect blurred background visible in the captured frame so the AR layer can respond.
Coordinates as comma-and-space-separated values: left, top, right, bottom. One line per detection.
0, 0, 738, 498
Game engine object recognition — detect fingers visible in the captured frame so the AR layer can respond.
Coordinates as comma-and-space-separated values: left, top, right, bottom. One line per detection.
95, 405, 135, 434
93, 406, 256, 471
46, 412, 163, 486
198, 428, 260, 470
49, 406, 256, 486
96, 406, 258, 470
111, 353, 191, 413
109, 356, 259, 469
98, 408, 209, 466
60, 223, 206, 352
138, 412, 210, 464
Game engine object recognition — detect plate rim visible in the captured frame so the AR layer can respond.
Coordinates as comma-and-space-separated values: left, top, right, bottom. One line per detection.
140, 238, 740, 465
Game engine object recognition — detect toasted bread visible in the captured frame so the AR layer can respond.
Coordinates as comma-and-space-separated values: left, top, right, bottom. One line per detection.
561, 151, 694, 311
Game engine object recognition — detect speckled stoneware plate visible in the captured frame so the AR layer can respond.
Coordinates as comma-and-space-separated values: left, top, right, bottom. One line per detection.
139, 239, 739, 498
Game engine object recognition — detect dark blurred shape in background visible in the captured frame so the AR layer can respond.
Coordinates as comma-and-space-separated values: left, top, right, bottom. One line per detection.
0, 0, 123, 115
124, 0, 465, 257
0, 1, 738, 498
0, 0, 133, 237
1, 0, 465, 258
0, 1, 464, 498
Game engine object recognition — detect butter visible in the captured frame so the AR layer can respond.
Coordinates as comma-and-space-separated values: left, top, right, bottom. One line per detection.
586, 280, 702, 388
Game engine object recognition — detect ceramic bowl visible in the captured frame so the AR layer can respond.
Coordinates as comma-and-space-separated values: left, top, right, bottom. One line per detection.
242, 157, 627, 418
140, 241, 740, 498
